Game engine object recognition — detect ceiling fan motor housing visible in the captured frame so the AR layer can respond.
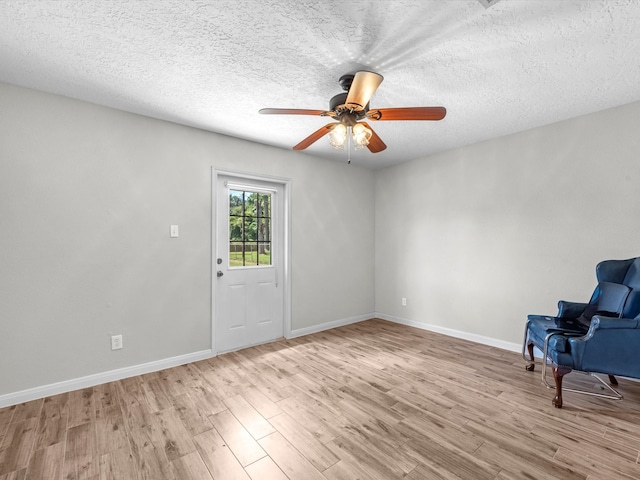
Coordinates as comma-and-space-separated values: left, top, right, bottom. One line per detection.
330, 92, 348, 111
330, 92, 369, 119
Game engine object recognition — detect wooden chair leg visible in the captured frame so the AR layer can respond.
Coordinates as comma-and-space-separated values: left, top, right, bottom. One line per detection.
608, 375, 618, 386
525, 343, 535, 371
552, 366, 572, 408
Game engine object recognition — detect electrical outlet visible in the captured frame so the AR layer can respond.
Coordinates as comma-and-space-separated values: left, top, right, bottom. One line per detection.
401, 297, 407, 306
111, 334, 123, 350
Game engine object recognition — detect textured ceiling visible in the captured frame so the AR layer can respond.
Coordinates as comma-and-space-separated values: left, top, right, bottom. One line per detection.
1, 1, 639, 168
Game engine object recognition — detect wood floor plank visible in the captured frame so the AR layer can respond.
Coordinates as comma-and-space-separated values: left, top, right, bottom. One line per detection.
24, 442, 64, 480
155, 368, 189, 399
98, 446, 138, 480
244, 456, 288, 480
578, 407, 640, 438
209, 409, 266, 467
174, 362, 208, 389
336, 399, 409, 451
94, 406, 128, 456
398, 427, 500, 480
10, 402, 42, 425
63, 422, 98, 480
258, 432, 326, 480
238, 386, 283, 420
129, 440, 175, 480
289, 367, 345, 407
531, 421, 639, 462
186, 384, 227, 418
193, 428, 250, 480
241, 372, 295, 403
199, 360, 252, 400
171, 393, 213, 437
140, 378, 174, 413
466, 419, 585, 480
336, 383, 404, 424
34, 395, 68, 451
116, 377, 148, 410
67, 388, 96, 430
276, 394, 345, 444
322, 458, 385, 480
553, 445, 640, 479
222, 395, 275, 440
396, 411, 484, 455
0, 468, 27, 480
94, 383, 119, 414
0, 418, 38, 475
268, 412, 339, 471
152, 407, 196, 462
474, 441, 579, 480
603, 426, 640, 451
0, 407, 15, 446
169, 451, 213, 480
329, 429, 417, 478
246, 363, 295, 400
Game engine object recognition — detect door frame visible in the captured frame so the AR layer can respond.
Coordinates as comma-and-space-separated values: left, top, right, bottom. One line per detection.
211, 168, 292, 356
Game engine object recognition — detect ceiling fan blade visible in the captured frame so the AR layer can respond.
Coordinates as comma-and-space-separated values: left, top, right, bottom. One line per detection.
259, 108, 333, 116
367, 106, 446, 121
360, 122, 386, 153
293, 123, 336, 150
345, 71, 384, 111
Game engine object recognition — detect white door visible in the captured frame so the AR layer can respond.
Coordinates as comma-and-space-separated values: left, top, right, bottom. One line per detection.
215, 175, 284, 353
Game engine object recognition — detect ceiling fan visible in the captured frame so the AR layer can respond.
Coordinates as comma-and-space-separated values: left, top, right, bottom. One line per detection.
259, 71, 446, 153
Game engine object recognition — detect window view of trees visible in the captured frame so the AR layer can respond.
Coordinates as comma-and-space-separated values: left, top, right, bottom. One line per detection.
229, 190, 271, 267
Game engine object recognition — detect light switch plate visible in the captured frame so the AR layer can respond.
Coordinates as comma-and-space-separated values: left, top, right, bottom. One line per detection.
170, 225, 179, 237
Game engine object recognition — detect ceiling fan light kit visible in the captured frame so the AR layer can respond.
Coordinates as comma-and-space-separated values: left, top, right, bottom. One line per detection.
351, 123, 373, 149
259, 70, 446, 157
328, 124, 347, 149
328, 123, 373, 151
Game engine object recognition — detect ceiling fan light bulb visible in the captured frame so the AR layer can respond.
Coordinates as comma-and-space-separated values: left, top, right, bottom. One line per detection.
328, 124, 347, 149
352, 123, 372, 149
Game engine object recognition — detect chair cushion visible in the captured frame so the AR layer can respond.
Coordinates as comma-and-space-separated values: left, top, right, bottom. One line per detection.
582, 281, 630, 321
526, 317, 579, 367
526, 316, 586, 350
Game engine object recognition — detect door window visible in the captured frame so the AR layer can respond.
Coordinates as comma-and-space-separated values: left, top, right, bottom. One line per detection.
229, 189, 272, 267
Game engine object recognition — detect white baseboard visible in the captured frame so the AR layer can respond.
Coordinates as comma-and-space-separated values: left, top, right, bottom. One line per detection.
288, 312, 373, 339
1, 313, 522, 408
0, 349, 213, 408
1, 312, 372, 408
376, 312, 522, 353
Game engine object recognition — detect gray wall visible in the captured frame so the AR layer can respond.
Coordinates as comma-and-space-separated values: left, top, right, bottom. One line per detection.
375, 100, 640, 346
4, 79, 639, 402
0, 83, 375, 397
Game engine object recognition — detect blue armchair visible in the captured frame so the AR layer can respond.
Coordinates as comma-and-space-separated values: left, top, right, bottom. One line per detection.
524, 257, 640, 408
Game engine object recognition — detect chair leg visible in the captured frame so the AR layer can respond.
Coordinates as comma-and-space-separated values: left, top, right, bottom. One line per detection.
526, 343, 535, 371
552, 366, 572, 408
608, 375, 618, 386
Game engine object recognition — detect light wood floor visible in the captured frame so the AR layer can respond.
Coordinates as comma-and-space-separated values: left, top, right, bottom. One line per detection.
2, 318, 640, 479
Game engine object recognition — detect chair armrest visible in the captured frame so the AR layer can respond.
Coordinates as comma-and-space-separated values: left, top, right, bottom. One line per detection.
568, 317, 640, 377
557, 301, 588, 318
588, 316, 640, 331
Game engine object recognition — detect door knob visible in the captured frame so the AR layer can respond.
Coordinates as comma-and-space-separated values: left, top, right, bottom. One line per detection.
217, 271, 224, 278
